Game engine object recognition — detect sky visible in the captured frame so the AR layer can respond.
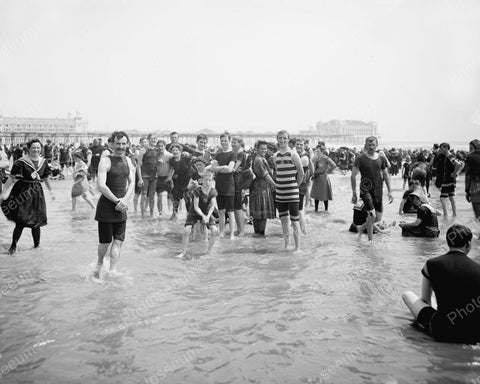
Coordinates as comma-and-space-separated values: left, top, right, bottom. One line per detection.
1, 0, 480, 143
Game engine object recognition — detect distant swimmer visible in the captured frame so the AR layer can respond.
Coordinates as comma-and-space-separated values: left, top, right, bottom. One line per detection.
403, 225, 480, 343
176, 172, 218, 259
93, 131, 135, 279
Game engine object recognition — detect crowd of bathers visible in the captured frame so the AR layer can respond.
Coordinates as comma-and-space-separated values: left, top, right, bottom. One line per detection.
1, 133, 478, 241
2, 131, 480, 344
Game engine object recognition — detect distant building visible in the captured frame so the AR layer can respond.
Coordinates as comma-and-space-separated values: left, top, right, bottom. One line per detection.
300, 120, 378, 144
0, 112, 88, 144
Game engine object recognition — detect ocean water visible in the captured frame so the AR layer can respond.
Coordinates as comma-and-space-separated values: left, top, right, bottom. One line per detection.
1, 173, 480, 384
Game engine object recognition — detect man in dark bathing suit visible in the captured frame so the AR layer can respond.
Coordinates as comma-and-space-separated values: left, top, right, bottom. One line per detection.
403, 225, 480, 343
351, 136, 393, 242
93, 131, 135, 279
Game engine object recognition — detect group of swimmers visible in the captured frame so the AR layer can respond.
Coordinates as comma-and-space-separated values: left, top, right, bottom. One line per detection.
2, 131, 480, 343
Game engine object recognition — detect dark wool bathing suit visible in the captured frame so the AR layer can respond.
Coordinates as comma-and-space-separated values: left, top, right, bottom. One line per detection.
95, 155, 129, 243
417, 251, 480, 343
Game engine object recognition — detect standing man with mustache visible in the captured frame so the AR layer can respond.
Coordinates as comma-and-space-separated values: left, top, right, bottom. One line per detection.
93, 131, 135, 280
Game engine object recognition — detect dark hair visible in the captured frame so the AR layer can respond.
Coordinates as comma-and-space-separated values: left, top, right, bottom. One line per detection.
440, 142, 450, 150
27, 139, 42, 149
147, 133, 156, 140
256, 140, 268, 149
156, 139, 166, 146
170, 143, 182, 151
170, 131, 179, 136
446, 225, 472, 248
220, 131, 231, 141
277, 130, 289, 139
232, 136, 244, 147
196, 134, 208, 142
110, 131, 130, 143
365, 136, 378, 145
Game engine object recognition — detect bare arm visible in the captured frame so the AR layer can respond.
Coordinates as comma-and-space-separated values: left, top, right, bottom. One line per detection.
351, 166, 359, 203
382, 168, 393, 203
136, 149, 144, 181
43, 176, 53, 192
97, 157, 118, 203
214, 161, 235, 173
123, 157, 135, 202
86, 151, 92, 168
399, 218, 422, 228
206, 197, 217, 220
193, 195, 205, 220
465, 160, 471, 201
327, 157, 336, 173
290, 151, 304, 185
420, 276, 432, 305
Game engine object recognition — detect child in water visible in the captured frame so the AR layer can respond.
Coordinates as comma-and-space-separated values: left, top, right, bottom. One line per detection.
71, 152, 95, 211
176, 172, 218, 259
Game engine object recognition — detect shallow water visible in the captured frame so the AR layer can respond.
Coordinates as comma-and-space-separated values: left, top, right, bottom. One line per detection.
1, 174, 480, 384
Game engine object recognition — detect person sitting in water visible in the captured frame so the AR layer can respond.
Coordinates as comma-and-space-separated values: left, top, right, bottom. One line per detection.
399, 189, 440, 238
176, 172, 218, 259
398, 180, 422, 214
402, 225, 480, 343
349, 200, 395, 234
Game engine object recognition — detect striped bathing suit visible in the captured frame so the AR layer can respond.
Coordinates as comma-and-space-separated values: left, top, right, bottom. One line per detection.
275, 151, 299, 203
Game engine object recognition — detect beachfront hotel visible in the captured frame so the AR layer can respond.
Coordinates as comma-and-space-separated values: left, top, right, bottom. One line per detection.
300, 120, 378, 144
0, 112, 89, 145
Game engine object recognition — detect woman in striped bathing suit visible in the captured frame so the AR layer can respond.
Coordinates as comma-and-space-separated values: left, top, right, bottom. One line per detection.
273, 130, 304, 251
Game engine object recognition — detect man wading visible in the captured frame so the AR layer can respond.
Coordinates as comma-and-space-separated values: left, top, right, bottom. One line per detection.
93, 131, 135, 279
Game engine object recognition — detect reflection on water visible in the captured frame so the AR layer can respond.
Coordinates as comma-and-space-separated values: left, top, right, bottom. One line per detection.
1, 174, 480, 383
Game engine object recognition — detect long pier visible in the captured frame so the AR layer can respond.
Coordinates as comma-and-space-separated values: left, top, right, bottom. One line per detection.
1, 131, 365, 148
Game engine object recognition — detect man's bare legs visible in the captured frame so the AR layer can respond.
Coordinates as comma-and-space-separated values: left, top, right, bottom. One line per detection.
93, 243, 109, 279
440, 197, 448, 217
280, 215, 290, 248
133, 192, 140, 213
292, 219, 300, 251
227, 211, 235, 239
93, 240, 123, 278
298, 210, 307, 235
402, 291, 429, 319
109, 239, 123, 273
234, 209, 245, 236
